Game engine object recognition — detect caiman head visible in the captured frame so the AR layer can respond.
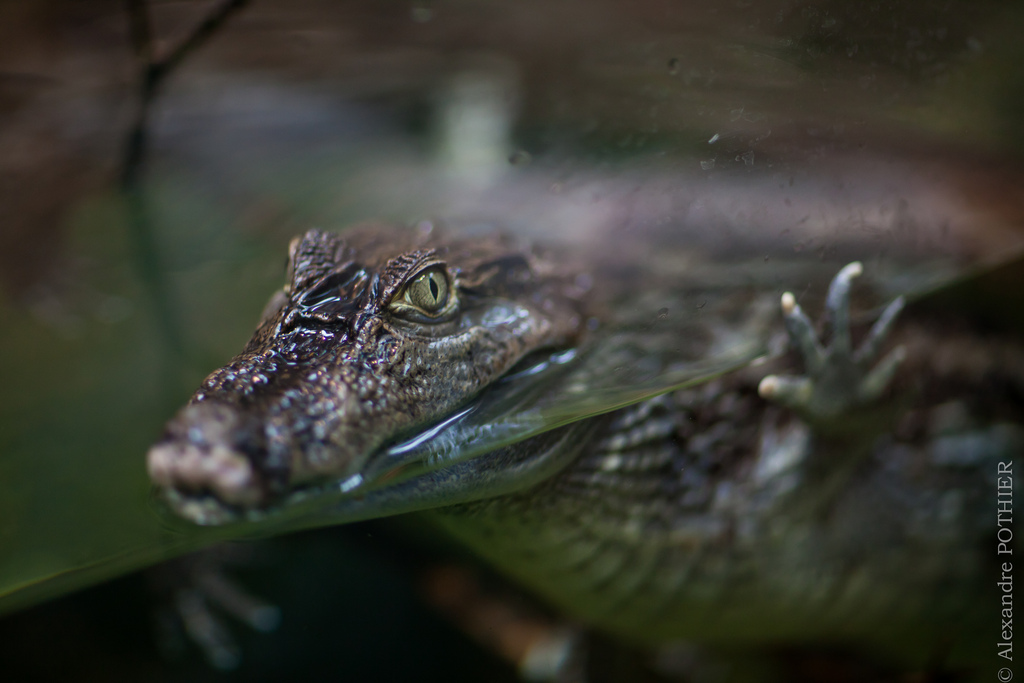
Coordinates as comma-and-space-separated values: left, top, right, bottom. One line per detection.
148, 223, 590, 524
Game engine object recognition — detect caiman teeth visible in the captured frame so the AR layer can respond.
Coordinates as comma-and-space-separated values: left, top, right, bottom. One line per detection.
159, 488, 243, 526
147, 440, 262, 507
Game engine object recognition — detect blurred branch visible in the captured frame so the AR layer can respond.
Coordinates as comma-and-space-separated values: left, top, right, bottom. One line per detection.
124, 0, 155, 67
121, 0, 250, 186
125, 0, 250, 102
120, 0, 250, 386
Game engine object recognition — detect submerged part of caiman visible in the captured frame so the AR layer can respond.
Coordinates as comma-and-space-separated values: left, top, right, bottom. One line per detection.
148, 221, 1023, 665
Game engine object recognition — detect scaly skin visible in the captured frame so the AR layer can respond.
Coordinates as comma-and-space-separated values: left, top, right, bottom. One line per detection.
149, 223, 1023, 672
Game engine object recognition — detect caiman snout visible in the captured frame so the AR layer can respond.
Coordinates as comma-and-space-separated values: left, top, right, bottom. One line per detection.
147, 401, 269, 509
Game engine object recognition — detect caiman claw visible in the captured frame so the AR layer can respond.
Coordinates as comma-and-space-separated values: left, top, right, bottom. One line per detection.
758, 262, 906, 420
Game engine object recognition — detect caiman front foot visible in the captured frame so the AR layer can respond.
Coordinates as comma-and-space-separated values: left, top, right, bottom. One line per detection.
150, 546, 281, 670
758, 262, 906, 422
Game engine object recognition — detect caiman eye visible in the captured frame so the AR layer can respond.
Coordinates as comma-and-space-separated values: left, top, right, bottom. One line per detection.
406, 267, 449, 312
390, 265, 456, 321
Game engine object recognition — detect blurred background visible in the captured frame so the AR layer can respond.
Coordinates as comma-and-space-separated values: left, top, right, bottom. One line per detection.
0, 0, 1022, 680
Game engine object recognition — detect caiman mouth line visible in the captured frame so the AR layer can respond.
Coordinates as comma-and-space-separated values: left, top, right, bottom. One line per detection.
157, 472, 366, 528
151, 347, 586, 527
154, 410, 601, 531
155, 434, 468, 526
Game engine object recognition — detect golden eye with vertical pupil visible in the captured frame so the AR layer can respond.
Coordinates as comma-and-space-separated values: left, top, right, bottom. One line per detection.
400, 266, 451, 315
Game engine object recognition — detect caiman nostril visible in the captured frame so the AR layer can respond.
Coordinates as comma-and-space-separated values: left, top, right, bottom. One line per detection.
147, 402, 263, 506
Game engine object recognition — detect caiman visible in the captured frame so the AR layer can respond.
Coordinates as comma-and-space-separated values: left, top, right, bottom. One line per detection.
147, 220, 1022, 677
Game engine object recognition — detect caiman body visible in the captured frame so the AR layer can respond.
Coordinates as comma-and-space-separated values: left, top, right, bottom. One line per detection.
149, 221, 1022, 667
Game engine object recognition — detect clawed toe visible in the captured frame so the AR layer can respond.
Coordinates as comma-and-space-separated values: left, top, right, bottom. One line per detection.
151, 547, 281, 670
758, 262, 905, 421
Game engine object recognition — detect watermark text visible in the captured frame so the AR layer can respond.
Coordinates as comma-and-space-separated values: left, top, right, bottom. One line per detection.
997, 459, 1013, 681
